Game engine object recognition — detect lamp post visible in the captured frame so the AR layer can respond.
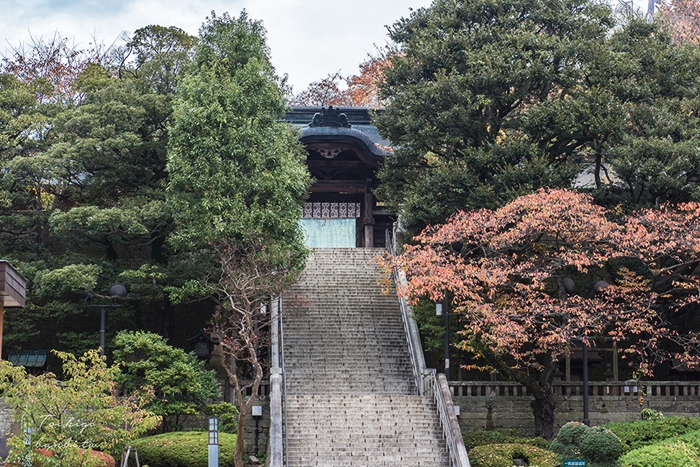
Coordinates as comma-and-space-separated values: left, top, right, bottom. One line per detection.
582, 341, 590, 426
252, 405, 263, 455
208, 416, 219, 467
85, 284, 127, 357
436, 295, 450, 381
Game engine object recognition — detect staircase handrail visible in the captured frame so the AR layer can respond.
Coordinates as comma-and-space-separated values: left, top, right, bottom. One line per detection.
386, 229, 471, 467
268, 297, 285, 467
423, 371, 472, 467
386, 230, 427, 394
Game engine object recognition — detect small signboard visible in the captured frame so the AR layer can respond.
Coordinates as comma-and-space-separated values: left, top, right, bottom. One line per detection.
563, 460, 586, 467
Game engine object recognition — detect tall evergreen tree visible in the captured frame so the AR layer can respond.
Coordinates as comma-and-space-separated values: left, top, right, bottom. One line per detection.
374, 0, 619, 235
167, 11, 310, 466
0, 26, 198, 355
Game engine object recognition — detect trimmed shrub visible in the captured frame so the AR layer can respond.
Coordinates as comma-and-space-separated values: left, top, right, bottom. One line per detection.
464, 429, 549, 450
619, 441, 700, 467
469, 443, 557, 467
676, 429, 700, 450
580, 426, 622, 467
550, 421, 588, 460
131, 431, 238, 467
605, 416, 700, 454
551, 422, 622, 467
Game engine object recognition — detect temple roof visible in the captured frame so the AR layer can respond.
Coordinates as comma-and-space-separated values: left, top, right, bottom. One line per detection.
283, 107, 392, 161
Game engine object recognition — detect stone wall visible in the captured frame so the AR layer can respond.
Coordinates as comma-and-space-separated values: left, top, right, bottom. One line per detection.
453, 381, 700, 435
0, 399, 16, 460
243, 396, 270, 456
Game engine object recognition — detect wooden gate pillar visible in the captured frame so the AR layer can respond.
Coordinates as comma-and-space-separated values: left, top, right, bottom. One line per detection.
363, 181, 374, 247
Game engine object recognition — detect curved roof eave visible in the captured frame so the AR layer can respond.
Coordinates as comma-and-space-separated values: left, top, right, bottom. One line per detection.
299, 126, 391, 161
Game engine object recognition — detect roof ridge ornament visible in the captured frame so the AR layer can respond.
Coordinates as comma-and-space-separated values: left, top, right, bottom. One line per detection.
309, 106, 352, 128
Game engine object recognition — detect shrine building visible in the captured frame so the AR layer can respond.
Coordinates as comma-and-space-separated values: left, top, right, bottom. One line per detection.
284, 107, 394, 248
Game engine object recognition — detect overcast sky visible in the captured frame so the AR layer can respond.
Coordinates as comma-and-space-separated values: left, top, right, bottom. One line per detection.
0, 0, 434, 93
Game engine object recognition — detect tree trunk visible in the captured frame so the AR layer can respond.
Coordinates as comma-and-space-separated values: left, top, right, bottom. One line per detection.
531, 391, 557, 439
235, 406, 247, 467
530, 358, 558, 439
234, 371, 263, 467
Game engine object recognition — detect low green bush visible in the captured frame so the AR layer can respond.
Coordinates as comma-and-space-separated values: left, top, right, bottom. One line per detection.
580, 426, 623, 467
639, 408, 663, 421
675, 429, 700, 450
131, 431, 237, 467
464, 429, 549, 450
550, 422, 588, 459
551, 422, 622, 467
469, 443, 557, 467
619, 441, 700, 467
203, 402, 239, 433
604, 416, 700, 454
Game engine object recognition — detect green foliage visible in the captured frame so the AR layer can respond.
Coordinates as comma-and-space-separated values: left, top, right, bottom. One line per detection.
464, 429, 549, 451
602, 19, 700, 208
619, 442, 700, 467
550, 422, 589, 460
112, 331, 219, 432
168, 11, 310, 258
618, 428, 700, 466
580, 427, 623, 467
374, 0, 617, 234
639, 408, 664, 421
168, 12, 310, 467
203, 402, 239, 434
131, 431, 238, 467
0, 349, 160, 464
604, 416, 700, 454
551, 422, 622, 467
0, 24, 208, 356
469, 443, 557, 467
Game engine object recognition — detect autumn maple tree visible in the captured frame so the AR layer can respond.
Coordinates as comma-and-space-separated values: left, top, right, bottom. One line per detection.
386, 189, 700, 438
290, 47, 393, 108
658, 0, 700, 44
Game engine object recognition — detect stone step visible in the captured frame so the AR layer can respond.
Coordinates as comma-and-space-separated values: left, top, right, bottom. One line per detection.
281, 248, 452, 467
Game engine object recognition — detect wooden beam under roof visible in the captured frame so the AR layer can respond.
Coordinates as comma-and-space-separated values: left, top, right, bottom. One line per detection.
309, 180, 371, 194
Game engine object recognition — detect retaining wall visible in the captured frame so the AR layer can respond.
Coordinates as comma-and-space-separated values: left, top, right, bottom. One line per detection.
451, 381, 700, 435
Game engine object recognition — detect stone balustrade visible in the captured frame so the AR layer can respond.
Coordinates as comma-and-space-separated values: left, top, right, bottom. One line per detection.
448, 380, 700, 398
449, 380, 700, 436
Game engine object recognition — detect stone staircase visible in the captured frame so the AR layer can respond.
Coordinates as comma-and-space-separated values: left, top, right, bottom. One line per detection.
282, 248, 451, 467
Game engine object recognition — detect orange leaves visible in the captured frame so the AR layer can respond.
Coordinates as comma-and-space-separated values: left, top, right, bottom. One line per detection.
658, 0, 700, 44
618, 202, 700, 271
392, 188, 700, 373
290, 47, 394, 108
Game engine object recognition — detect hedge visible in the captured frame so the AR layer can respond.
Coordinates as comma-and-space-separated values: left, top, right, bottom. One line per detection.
619, 441, 700, 467
464, 429, 549, 450
469, 443, 557, 467
604, 416, 700, 454
130, 431, 238, 467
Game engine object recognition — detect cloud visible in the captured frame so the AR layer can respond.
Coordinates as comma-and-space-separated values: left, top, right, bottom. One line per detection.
1, 0, 432, 90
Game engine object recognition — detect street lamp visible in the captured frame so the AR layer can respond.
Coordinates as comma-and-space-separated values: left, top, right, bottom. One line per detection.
85, 284, 127, 357
208, 416, 219, 467
436, 295, 450, 381
252, 405, 263, 455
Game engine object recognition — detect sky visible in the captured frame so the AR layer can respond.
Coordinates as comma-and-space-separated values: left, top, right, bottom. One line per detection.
0, 0, 434, 93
